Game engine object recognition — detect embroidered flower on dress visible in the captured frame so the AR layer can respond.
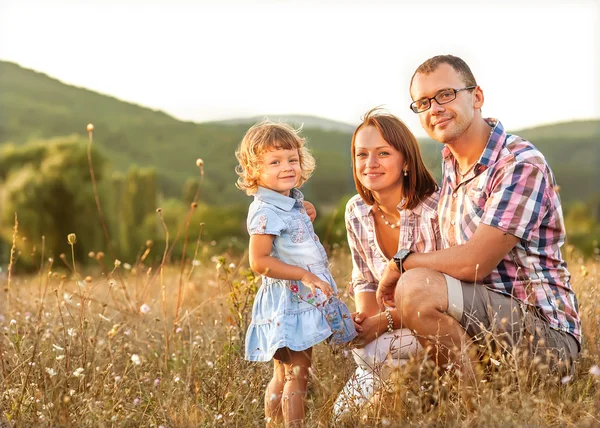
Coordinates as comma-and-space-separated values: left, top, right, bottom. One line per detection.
290, 283, 299, 293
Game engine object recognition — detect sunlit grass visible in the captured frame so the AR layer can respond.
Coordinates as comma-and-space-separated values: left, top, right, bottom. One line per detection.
0, 242, 598, 427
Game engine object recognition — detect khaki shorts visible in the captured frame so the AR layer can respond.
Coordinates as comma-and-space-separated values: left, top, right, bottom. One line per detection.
444, 274, 580, 374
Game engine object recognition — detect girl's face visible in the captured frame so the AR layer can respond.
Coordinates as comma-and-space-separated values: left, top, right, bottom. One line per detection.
354, 125, 405, 194
257, 147, 302, 196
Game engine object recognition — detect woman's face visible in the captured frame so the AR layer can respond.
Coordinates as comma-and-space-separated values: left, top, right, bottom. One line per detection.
354, 125, 405, 194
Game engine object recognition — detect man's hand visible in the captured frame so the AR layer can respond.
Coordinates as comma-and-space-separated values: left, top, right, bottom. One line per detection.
376, 260, 401, 311
303, 201, 317, 222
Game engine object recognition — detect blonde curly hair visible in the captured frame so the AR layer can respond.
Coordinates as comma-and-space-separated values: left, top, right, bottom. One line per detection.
235, 120, 316, 195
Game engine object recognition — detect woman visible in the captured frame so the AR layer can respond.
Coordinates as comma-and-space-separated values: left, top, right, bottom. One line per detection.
334, 108, 441, 417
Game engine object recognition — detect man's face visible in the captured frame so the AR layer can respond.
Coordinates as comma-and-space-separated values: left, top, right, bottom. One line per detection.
410, 63, 481, 145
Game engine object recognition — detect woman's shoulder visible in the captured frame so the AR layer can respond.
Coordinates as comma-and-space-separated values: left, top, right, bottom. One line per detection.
345, 194, 369, 217
416, 190, 440, 216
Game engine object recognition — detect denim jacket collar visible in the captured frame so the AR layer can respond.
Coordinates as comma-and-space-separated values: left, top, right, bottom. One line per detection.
254, 186, 304, 211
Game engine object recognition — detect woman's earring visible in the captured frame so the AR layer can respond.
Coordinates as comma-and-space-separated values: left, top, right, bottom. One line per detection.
403, 168, 408, 177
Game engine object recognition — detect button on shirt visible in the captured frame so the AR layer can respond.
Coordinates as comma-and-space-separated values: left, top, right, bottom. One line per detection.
438, 119, 581, 344
345, 192, 442, 294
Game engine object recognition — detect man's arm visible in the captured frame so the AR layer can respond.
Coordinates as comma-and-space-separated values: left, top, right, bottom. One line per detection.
404, 223, 519, 282
376, 223, 518, 310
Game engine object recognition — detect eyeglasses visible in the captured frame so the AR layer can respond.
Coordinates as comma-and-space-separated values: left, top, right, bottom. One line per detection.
410, 86, 476, 113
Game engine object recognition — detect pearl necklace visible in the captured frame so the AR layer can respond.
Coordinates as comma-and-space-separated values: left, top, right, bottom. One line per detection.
377, 205, 401, 229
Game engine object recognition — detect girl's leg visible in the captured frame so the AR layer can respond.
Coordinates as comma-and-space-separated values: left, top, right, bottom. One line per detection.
275, 347, 312, 427
265, 357, 285, 426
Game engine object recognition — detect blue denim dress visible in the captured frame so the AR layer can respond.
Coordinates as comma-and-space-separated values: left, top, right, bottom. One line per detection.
244, 187, 357, 362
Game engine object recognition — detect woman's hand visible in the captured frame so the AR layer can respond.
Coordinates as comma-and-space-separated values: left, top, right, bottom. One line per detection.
300, 271, 333, 298
351, 313, 386, 348
302, 201, 317, 222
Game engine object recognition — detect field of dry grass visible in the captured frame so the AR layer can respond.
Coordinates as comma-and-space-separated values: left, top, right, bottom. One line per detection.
1, 242, 599, 427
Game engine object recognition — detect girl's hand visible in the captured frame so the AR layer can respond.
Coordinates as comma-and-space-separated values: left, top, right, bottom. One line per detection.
301, 271, 333, 298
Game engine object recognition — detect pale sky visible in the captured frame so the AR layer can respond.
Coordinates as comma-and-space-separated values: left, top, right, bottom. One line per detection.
1, 0, 598, 137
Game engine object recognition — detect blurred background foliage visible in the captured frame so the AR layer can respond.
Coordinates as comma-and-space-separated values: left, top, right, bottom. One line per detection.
0, 60, 598, 267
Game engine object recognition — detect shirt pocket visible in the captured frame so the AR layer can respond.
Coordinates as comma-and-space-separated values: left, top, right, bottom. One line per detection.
466, 187, 488, 218
286, 215, 310, 243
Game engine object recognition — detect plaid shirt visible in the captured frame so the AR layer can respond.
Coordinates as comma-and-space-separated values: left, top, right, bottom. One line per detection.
346, 192, 441, 294
439, 119, 581, 343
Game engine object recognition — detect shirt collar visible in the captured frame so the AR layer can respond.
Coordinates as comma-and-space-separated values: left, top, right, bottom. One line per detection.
441, 118, 506, 169
254, 186, 303, 211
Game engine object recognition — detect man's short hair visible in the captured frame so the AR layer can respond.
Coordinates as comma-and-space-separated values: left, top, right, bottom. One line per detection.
410, 54, 477, 90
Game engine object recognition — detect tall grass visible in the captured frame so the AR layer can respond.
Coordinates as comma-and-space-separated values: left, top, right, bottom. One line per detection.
0, 242, 598, 426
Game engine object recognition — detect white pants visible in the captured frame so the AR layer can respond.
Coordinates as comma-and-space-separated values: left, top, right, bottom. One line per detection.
333, 328, 421, 418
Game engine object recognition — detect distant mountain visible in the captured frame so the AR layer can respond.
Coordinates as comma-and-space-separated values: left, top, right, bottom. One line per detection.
1, 60, 598, 207
212, 114, 357, 134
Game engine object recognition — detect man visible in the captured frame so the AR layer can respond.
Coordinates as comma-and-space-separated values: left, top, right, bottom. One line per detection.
376, 55, 580, 376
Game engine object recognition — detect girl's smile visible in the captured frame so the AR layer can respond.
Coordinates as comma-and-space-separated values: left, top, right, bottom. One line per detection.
258, 148, 302, 196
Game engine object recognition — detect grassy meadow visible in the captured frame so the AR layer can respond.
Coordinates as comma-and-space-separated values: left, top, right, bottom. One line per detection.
0, 232, 599, 427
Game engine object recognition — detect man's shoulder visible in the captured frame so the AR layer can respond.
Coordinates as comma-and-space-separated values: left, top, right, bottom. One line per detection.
503, 134, 548, 168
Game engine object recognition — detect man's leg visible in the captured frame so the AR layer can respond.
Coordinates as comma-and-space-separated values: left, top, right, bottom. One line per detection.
395, 268, 473, 369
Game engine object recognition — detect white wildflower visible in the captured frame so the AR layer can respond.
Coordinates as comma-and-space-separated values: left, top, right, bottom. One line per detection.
561, 375, 573, 384
228, 263, 235, 270
131, 354, 141, 365
589, 365, 600, 377
123, 263, 132, 270
72, 367, 84, 377
45, 368, 57, 377
140, 304, 151, 314
192, 259, 201, 267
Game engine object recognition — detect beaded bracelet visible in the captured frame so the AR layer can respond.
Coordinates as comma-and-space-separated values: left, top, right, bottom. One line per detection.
384, 309, 394, 334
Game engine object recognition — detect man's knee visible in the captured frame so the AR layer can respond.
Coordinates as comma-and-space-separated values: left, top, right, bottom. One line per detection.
395, 268, 447, 321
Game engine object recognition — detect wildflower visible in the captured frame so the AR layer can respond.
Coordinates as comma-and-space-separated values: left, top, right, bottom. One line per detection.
176, 327, 183, 333
10, 319, 16, 326
174, 376, 180, 383
589, 365, 600, 377
115, 376, 122, 382
561, 375, 573, 384
192, 259, 201, 267
131, 354, 141, 365
123, 263, 132, 270
67, 328, 76, 337
45, 368, 57, 377
196, 158, 204, 167
87, 123, 94, 132
228, 263, 235, 270
133, 398, 140, 406
67, 233, 77, 245
114, 259, 122, 268
154, 378, 160, 387
251, 398, 257, 404
140, 304, 151, 314
207, 361, 214, 368
73, 367, 84, 377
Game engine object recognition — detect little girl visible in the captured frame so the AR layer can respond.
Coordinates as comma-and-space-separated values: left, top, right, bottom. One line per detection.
235, 120, 357, 426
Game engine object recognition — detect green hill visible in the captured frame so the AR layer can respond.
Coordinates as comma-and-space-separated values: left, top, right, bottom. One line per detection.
1, 60, 598, 208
